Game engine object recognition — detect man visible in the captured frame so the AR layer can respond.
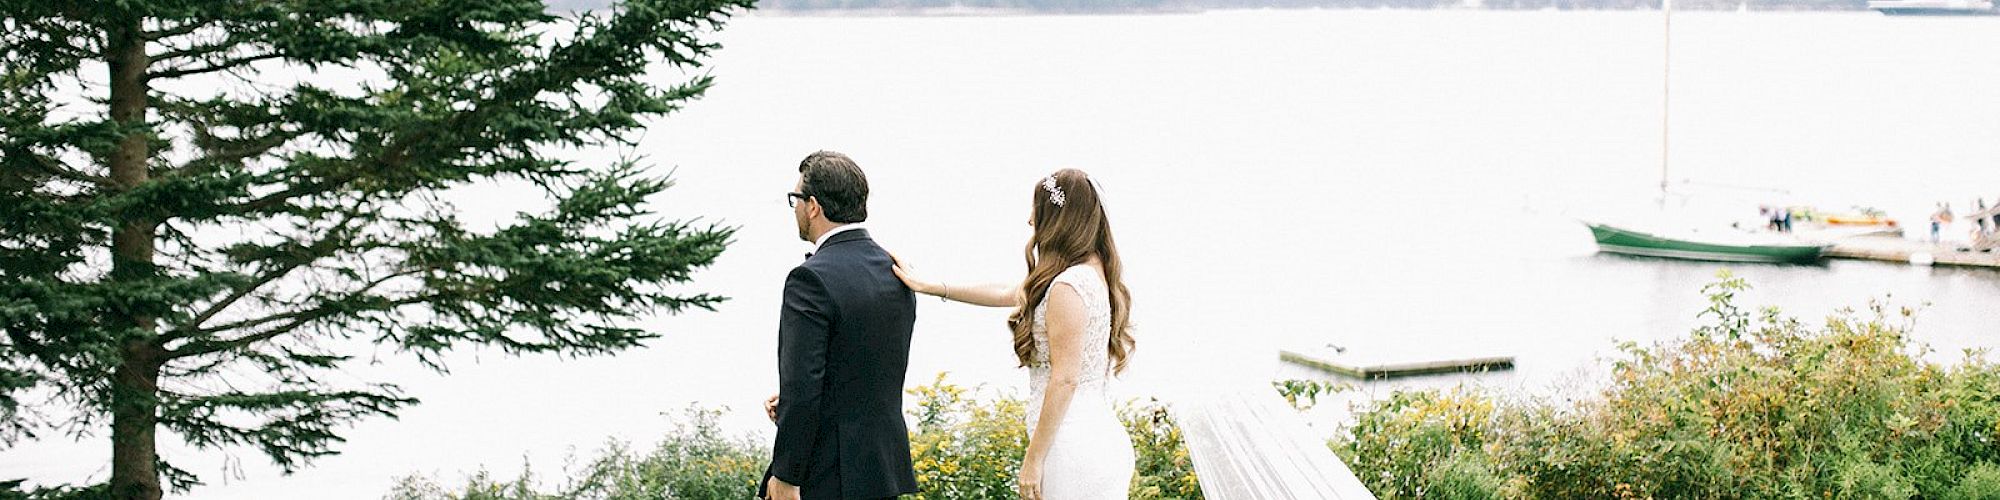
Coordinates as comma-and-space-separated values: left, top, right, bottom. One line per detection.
761, 151, 920, 500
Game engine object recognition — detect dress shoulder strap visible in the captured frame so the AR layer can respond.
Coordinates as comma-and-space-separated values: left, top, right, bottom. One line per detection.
1050, 264, 1103, 300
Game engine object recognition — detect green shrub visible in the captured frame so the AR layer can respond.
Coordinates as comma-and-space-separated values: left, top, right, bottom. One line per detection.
906, 374, 1029, 500
906, 373, 1202, 499
1273, 379, 1352, 411
1338, 387, 1500, 498
1335, 271, 2000, 499
1834, 460, 1916, 500
393, 374, 1203, 499
1945, 462, 2000, 500
385, 406, 766, 499
1424, 451, 1505, 500
1125, 399, 1202, 499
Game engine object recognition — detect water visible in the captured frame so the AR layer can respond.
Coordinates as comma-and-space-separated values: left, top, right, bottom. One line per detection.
6, 9, 2000, 499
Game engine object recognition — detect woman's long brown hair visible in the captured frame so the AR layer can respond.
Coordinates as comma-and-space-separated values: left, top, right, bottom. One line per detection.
1006, 169, 1135, 374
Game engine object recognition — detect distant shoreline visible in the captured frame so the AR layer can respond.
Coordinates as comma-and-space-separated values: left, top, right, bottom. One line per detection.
754, 6, 1200, 16
751, 5, 1882, 15
546, 1, 1895, 15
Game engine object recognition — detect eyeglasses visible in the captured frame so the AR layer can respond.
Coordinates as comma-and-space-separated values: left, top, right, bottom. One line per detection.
786, 192, 811, 208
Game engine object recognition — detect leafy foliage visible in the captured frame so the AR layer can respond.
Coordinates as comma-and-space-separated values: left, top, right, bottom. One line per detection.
384, 407, 768, 500
1337, 272, 2000, 499
907, 373, 1204, 499
388, 374, 1207, 499
906, 373, 1032, 499
1125, 398, 1203, 499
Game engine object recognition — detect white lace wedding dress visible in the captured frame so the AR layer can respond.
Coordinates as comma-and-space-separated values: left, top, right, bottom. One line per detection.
1022, 264, 1376, 499
1026, 264, 1136, 498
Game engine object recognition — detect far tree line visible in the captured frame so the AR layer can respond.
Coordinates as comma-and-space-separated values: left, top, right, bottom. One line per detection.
739, 0, 1875, 12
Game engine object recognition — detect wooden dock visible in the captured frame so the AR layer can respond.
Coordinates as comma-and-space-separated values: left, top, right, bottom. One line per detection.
1280, 348, 1515, 379
1825, 236, 2000, 269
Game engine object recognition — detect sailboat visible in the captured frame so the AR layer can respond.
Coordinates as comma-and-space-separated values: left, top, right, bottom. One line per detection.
1582, 0, 1830, 264
1585, 222, 1829, 263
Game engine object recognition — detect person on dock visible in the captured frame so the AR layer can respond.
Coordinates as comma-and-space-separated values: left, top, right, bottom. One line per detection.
1987, 198, 1999, 235
1968, 199, 1984, 236
1932, 203, 1953, 243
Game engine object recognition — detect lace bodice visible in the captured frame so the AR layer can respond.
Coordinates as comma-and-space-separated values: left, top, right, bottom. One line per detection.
1027, 265, 1116, 422
1025, 263, 1135, 498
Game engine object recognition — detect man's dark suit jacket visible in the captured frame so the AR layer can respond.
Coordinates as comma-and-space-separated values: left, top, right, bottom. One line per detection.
761, 228, 920, 500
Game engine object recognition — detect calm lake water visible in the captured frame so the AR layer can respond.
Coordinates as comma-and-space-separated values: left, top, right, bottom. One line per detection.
7, 9, 2000, 499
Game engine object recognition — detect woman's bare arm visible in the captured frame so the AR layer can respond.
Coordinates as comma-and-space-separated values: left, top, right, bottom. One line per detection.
890, 254, 1021, 308
1022, 282, 1088, 481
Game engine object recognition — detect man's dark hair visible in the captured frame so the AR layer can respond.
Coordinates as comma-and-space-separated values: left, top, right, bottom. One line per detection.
799, 150, 869, 223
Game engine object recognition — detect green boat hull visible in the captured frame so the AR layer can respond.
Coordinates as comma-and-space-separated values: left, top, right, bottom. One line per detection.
1587, 223, 1827, 263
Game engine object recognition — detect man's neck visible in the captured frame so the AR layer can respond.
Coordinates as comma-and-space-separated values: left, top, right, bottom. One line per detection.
812, 222, 860, 249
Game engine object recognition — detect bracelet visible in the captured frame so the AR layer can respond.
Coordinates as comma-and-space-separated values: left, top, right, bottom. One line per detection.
938, 283, 950, 303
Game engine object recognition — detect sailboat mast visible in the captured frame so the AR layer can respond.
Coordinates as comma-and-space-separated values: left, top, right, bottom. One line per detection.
1661, 0, 1673, 199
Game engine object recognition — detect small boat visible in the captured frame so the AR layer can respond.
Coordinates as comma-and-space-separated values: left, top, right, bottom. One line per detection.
1577, 6, 1829, 266
1821, 214, 1898, 227
1587, 222, 1830, 263
1797, 223, 1903, 240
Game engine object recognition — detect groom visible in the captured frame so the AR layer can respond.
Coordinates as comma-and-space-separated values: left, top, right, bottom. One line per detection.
761, 151, 920, 500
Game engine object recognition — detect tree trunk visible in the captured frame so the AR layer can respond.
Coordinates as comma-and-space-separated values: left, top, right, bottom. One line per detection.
109, 346, 163, 500
104, 13, 164, 500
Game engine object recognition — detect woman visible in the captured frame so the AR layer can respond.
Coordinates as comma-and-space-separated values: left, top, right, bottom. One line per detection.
892, 168, 1138, 499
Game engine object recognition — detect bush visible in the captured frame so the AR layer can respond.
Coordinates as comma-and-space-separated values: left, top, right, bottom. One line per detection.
906, 373, 1203, 499
1945, 462, 2000, 500
906, 374, 1030, 499
1335, 271, 2000, 499
1125, 399, 1202, 499
393, 374, 1204, 499
1424, 451, 1505, 500
386, 407, 767, 499
1339, 388, 1502, 498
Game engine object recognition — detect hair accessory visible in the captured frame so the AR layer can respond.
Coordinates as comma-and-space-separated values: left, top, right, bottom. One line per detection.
1042, 175, 1067, 207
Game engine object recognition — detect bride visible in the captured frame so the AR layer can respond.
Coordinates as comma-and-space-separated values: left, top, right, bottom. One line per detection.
891, 168, 1137, 500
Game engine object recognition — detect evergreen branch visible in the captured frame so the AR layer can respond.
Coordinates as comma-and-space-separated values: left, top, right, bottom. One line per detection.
0, 10, 101, 63
148, 52, 285, 80
168, 310, 328, 358
167, 213, 363, 340
167, 263, 304, 342
2, 324, 82, 378
2, 325, 50, 361
230, 176, 354, 215
150, 30, 253, 63
167, 289, 449, 360
143, 20, 210, 42
158, 386, 416, 471
223, 127, 435, 215
151, 94, 301, 181
14, 149, 109, 186
168, 127, 303, 179
174, 270, 398, 342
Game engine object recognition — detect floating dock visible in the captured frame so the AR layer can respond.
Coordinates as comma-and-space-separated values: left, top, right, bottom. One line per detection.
1280, 348, 1515, 379
1825, 236, 2000, 269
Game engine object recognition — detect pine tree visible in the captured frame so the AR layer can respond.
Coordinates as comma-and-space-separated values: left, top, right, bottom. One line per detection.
0, 1, 752, 498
